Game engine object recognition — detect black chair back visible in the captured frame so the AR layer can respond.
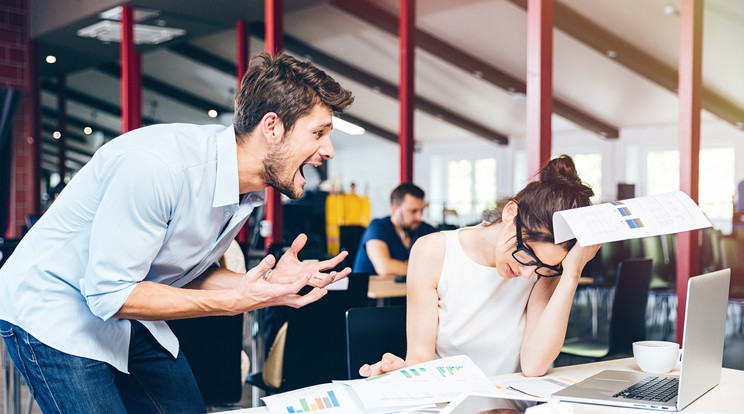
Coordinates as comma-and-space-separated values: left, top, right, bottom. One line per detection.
339, 225, 366, 268
608, 257, 653, 356
276, 272, 370, 390
167, 314, 244, 406
345, 305, 407, 380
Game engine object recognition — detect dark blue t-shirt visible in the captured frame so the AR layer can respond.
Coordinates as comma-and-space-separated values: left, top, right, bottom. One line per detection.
353, 216, 437, 275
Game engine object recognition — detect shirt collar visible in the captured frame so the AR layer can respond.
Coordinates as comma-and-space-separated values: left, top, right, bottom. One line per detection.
213, 126, 241, 207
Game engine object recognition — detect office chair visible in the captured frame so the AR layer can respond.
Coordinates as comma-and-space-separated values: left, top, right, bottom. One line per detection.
247, 272, 370, 393
345, 305, 407, 380
561, 257, 653, 362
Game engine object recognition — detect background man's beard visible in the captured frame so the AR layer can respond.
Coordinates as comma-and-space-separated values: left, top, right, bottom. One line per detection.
401, 224, 419, 237
262, 146, 303, 200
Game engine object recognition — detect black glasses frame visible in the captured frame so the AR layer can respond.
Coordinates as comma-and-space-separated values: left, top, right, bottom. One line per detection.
511, 215, 563, 277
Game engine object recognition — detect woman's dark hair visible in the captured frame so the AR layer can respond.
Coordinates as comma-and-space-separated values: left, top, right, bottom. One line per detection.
233, 52, 354, 140
483, 155, 594, 250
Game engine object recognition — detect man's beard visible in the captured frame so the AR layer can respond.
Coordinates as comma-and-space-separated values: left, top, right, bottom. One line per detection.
400, 223, 419, 237
261, 139, 303, 200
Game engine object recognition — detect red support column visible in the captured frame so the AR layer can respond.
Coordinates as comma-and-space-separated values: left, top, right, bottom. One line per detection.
120, 5, 141, 133
236, 19, 250, 244
264, 0, 283, 250
56, 74, 67, 182
30, 40, 41, 214
676, 0, 703, 345
525, 0, 553, 180
399, 0, 415, 183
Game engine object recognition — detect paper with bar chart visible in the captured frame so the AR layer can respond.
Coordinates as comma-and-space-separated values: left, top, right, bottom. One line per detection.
553, 190, 711, 246
262, 383, 364, 414
334, 354, 494, 410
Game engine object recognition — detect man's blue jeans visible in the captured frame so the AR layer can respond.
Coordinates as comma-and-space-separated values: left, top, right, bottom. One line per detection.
0, 319, 206, 413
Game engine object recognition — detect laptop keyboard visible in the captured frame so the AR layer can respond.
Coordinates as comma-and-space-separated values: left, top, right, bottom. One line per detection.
613, 376, 679, 402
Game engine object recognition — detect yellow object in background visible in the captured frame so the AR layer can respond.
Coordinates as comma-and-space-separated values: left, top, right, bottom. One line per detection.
325, 193, 343, 256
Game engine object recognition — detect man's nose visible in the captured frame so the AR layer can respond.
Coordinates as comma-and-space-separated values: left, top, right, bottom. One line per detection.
319, 136, 334, 160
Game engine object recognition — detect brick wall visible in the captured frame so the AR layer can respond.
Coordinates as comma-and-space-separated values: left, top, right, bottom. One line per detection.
0, 0, 34, 239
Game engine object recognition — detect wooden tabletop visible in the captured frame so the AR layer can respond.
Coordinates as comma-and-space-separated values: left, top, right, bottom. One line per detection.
367, 276, 407, 299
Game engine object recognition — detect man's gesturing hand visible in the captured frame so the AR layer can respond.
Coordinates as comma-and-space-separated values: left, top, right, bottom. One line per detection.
235, 254, 327, 311
267, 233, 352, 287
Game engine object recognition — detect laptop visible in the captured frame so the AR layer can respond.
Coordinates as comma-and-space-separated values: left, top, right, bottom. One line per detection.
553, 268, 730, 411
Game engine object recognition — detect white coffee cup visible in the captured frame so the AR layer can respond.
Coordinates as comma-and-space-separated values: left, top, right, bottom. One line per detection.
633, 340, 680, 374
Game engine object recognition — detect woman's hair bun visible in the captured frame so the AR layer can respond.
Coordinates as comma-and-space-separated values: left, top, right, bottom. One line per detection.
541, 155, 594, 198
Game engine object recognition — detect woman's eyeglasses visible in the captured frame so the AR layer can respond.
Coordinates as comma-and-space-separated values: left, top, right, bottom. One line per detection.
511, 216, 563, 277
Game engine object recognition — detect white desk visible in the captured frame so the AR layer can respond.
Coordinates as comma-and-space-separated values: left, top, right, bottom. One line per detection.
224, 358, 744, 413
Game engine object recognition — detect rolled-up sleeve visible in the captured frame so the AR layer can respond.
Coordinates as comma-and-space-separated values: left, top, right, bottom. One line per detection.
81, 151, 180, 320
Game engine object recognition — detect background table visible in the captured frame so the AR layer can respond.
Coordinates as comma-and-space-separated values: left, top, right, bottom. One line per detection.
367, 276, 407, 306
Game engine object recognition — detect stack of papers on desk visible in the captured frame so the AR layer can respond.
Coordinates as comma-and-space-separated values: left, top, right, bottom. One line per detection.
261, 355, 495, 413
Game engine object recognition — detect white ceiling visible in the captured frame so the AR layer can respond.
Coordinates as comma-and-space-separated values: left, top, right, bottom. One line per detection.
37, 0, 744, 173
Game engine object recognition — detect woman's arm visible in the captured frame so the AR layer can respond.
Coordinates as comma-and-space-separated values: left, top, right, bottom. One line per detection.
359, 232, 445, 376
519, 243, 601, 376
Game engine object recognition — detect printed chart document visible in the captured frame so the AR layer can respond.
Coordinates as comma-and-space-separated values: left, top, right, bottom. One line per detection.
262, 383, 367, 414
553, 191, 711, 246
336, 355, 494, 410
260, 355, 493, 413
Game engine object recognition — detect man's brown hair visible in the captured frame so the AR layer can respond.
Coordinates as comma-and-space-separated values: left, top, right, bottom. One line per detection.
233, 52, 354, 140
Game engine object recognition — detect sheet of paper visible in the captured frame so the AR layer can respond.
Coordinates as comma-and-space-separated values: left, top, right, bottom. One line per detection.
334, 355, 495, 410
553, 190, 711, 246
494, 376, 577, 400
262, 383, 365, 414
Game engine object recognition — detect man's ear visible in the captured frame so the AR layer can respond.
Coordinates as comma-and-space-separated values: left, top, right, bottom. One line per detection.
502, 200, 519, 223
260, 112, 284, 146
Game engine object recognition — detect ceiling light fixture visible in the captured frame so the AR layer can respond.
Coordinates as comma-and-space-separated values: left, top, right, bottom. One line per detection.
208, 109, 218, 118
663, 5, 678, 16
99, 6, 161, 22
83, 127, 92, 135
52, 131, 61, 139
45, 55, 56, 64
77, 20, 185, 45
332, 116, 365, 135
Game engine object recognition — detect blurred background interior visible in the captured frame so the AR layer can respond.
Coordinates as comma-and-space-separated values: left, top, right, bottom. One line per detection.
1, 0, 743, 412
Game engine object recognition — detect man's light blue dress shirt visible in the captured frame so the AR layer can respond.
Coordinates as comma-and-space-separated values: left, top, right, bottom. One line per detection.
0, 123, 264, 373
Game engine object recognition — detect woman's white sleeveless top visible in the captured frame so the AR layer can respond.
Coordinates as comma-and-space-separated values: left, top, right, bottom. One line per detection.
435, 228, 537, 376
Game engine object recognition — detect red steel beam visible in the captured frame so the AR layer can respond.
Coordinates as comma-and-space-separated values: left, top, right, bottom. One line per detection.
526, 0, 553, 180
675, 0, 703, 345
30, 40, 41, 214
56, 74, 67, 181
236, 20, 250, 244
399, 0, 414, 183
264, 0, 283, 249
120, 5, 141, 133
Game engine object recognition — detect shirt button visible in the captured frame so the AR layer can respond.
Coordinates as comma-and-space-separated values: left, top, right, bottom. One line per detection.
224, 211, 230, 217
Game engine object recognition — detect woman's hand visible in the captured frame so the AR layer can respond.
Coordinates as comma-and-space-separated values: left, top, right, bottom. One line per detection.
269, 233, 352, 288
560, 242, 602, 281
359, 352, 407, 377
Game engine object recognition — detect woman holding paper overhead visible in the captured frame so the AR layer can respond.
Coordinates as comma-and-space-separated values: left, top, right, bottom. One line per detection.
359, 155, 600, 378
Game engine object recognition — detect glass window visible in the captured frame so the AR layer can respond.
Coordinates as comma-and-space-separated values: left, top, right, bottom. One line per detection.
447, 160, 473, 216
646, 150, 679, 195
446, 158, 497, 221
699, 148, 735, 220
474, 158, 497, 214
572, 153, 602, 204
645, 148, 734, 223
